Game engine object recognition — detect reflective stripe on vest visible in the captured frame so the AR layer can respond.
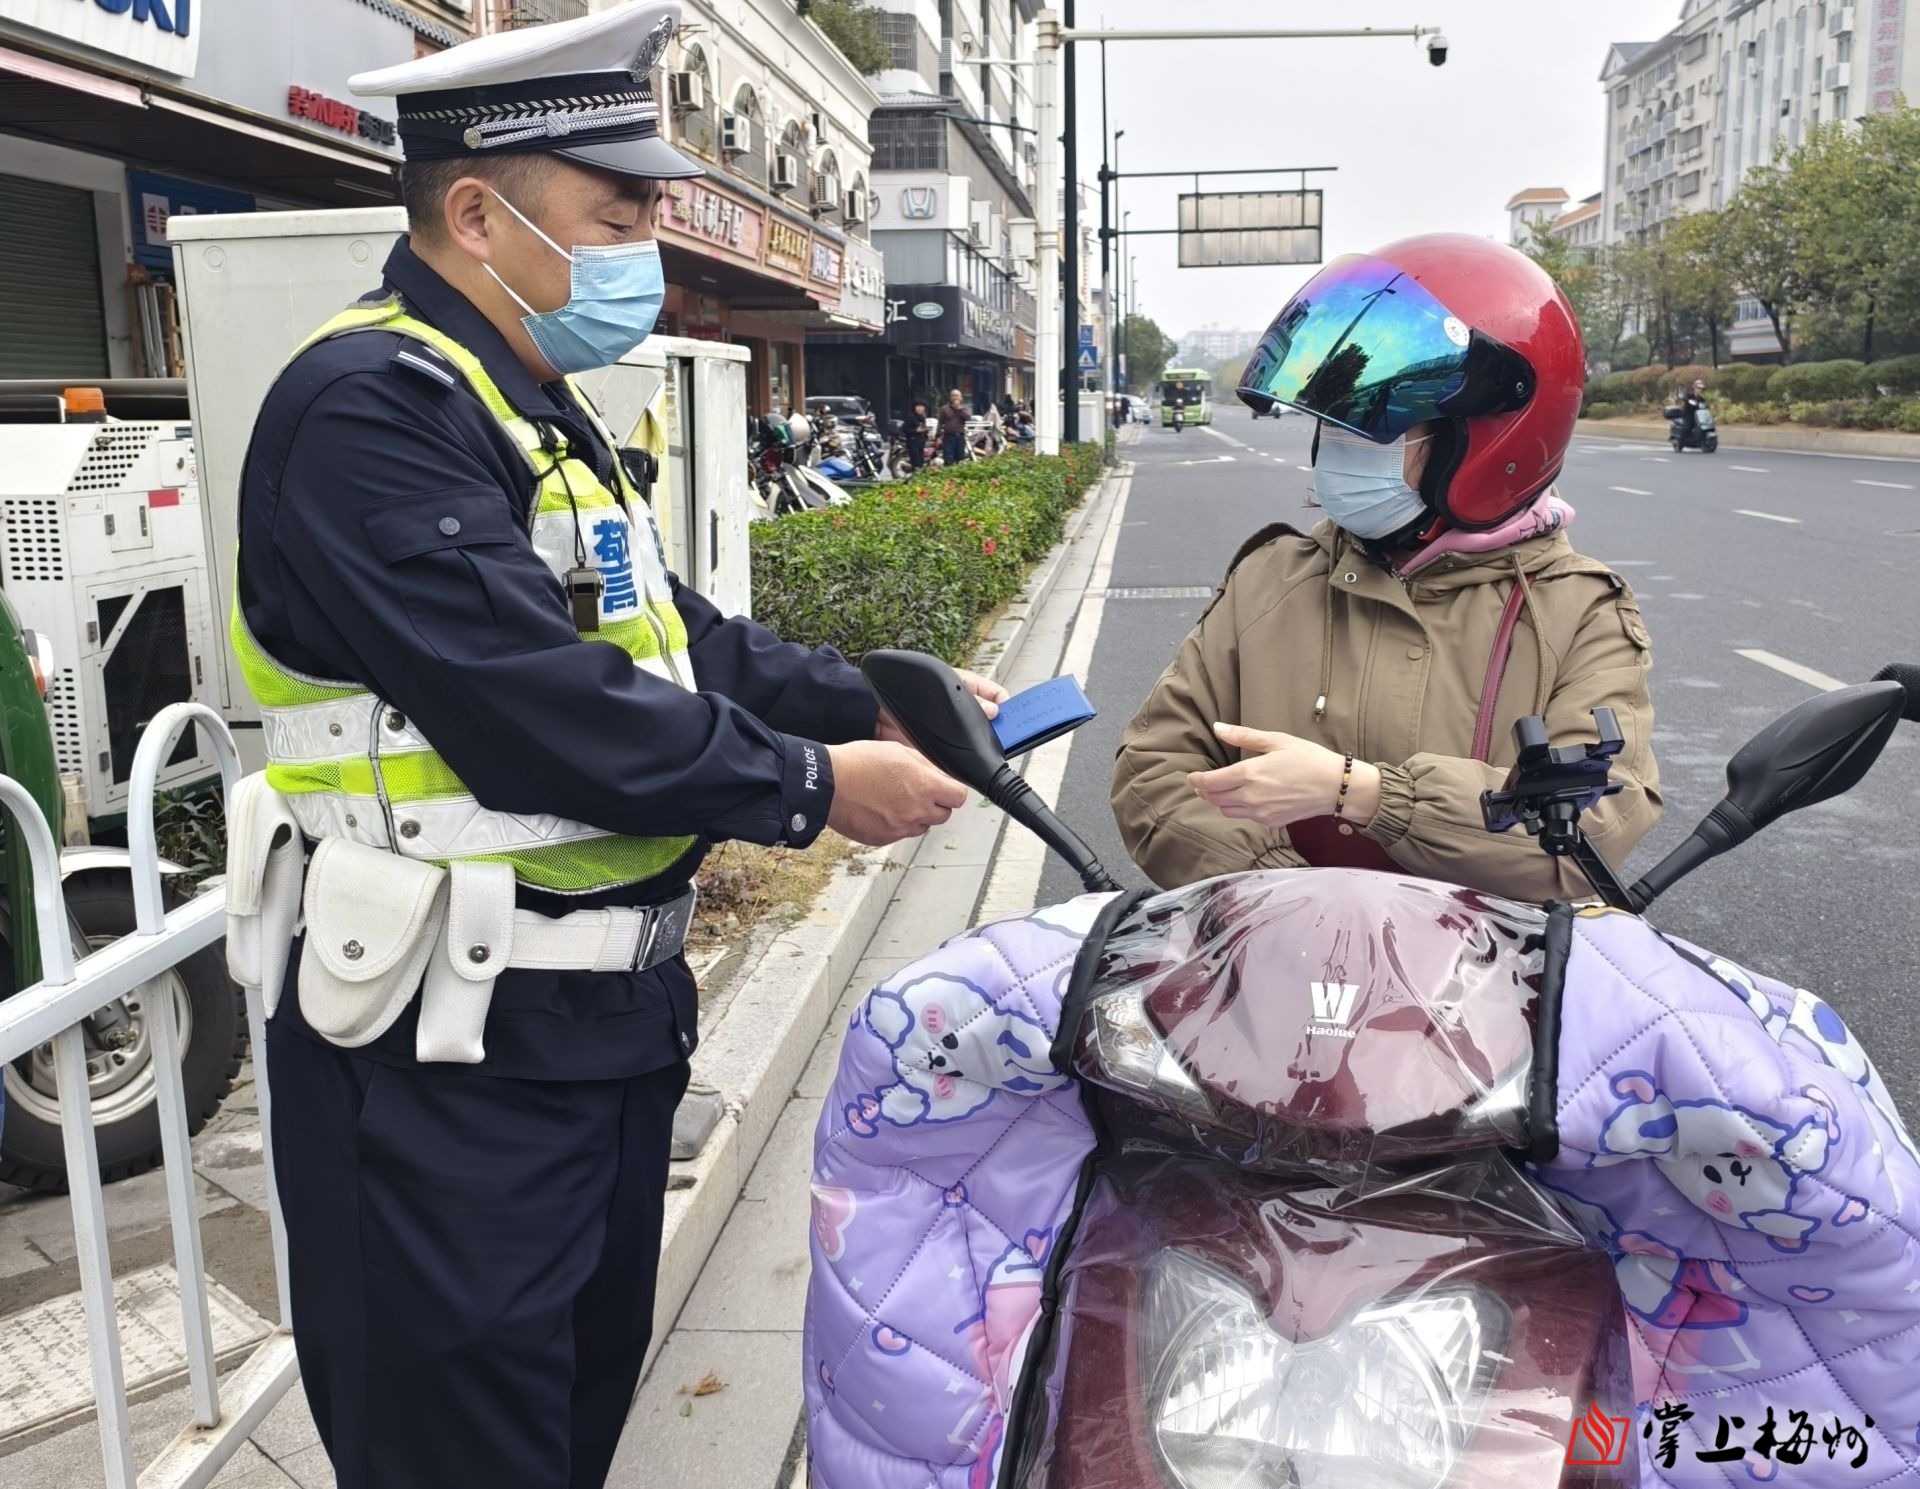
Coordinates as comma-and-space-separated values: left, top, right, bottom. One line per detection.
231, 298, 698, 895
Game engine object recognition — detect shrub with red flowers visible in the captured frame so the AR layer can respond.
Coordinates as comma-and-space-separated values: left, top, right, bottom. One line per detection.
750, 444, 1106, 664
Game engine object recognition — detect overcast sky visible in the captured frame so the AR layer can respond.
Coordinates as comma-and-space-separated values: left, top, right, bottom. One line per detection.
1077, 0, 1683, 343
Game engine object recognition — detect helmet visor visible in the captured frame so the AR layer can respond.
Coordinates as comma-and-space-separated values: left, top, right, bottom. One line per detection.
1237, 254, 1510, 443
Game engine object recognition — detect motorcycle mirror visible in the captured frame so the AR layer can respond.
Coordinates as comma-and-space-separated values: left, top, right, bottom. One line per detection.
860, 650, 1120, 893
1631, 680, 1903, 906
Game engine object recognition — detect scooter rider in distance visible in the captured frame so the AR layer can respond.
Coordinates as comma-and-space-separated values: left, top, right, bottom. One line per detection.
219, 6, 1000, 1486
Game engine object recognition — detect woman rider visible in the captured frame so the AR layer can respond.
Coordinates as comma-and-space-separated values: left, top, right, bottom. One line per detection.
1112, 233, 1662, 902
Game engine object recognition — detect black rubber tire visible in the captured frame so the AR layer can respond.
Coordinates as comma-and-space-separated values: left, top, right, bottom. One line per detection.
1705, 438, 1718, 452
0, 875, 243, 1193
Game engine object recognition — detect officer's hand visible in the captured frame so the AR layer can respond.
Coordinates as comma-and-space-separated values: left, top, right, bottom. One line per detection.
825, 741, 969, 846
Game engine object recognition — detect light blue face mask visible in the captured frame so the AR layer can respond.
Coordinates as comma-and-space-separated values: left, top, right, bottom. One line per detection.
1310, 423, 1433, 539
484, 188, 664, 375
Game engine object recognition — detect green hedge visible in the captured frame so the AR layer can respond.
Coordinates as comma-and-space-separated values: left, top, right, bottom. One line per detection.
1711, 363, 1775, 402
750, 444, 1106, 665
1859, 354, 1920, 396
1768, 359, 1868, 402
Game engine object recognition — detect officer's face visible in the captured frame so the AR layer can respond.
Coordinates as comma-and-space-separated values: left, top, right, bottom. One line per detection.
481, 160, 660, 318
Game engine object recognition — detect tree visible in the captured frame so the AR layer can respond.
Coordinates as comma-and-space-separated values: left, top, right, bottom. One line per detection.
1667, 209, 1738, 367
1720, 164, 1805, 360
795, 0, 890, 76
1121, 313, 1179, 391
1521, 220, 1629, 370
1783, 110, 1920, 361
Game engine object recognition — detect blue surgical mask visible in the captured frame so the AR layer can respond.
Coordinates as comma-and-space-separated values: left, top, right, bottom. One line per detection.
484, 189, 664, 375
1310, 423, 1432, 539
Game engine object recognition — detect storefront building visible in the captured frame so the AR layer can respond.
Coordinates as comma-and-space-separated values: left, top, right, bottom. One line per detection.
646, 0, 885, 416
0, 0, 470, 378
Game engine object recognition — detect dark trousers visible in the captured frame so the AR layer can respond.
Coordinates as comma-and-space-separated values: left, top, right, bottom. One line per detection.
267, 1018, 690, 1489
907, 429, 927, 469
942, 432, 968, 466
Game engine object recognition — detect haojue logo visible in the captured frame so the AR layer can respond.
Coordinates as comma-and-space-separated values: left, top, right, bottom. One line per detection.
1566, 1400, 1630, 1466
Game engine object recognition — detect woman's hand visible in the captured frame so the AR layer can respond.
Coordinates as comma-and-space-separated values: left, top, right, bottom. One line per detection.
1189, 723, 1382, 829
876, 668, 1007, 746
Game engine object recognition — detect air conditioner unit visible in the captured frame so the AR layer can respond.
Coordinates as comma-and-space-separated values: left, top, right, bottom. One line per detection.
812, 173, 842, 217
940, 38, 957, 74
720, 113, 746, 155
1827, 60, 1851, 90
844, 189, 868, 225
1830, 5, 1855, 37
1683, 105, 1696, 120
773, 153, 801, 192
669, 72, 706, 113
969, 201, 993, 246
1009, 217, 1036, 261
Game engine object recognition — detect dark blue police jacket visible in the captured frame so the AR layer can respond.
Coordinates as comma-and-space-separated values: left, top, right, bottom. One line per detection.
238, 239, 879, 1080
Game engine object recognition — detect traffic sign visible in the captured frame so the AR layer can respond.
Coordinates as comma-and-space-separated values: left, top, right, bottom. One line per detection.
1077, 346, 1100, 370
1078, 324, 1097, 349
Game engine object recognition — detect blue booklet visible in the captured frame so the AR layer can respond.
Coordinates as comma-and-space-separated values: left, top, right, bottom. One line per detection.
992, 675, 1097, 757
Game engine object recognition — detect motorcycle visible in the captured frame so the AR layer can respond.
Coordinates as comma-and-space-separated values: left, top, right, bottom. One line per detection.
1173, 406, 1186, 433
805, 653, 1920, 1489
748, 413, 825, 518
1664, 400, 1718, 453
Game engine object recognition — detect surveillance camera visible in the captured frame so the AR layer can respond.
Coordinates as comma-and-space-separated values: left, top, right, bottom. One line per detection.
1426, 34, 1450, 66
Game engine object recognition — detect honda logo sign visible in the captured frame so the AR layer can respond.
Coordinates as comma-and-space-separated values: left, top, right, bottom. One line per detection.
900, 187, 939, 220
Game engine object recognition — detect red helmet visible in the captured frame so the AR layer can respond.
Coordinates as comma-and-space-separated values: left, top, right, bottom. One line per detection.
1238, 233, 1584, 531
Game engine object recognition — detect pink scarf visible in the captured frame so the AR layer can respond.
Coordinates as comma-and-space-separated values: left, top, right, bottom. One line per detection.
1396, 489, 1576, 577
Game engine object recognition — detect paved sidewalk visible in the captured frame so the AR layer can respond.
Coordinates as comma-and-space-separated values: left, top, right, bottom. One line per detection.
603, 463, 1133, 1489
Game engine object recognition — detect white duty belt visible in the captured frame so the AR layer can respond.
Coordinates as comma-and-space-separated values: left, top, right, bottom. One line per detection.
225, 775, 696, 1065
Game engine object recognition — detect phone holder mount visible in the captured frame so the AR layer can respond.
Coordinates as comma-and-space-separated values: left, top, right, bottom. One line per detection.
1480, 709, 1637, 910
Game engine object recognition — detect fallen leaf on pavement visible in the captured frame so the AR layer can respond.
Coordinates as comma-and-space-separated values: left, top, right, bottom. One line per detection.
678, 1371, 727, 1397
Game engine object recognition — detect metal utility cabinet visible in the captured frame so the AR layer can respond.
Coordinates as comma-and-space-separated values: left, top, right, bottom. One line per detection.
0, 414, 222, 836
167, 208, 754, 770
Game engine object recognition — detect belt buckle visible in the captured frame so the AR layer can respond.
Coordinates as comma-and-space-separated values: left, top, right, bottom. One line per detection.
632, 885, 698, 973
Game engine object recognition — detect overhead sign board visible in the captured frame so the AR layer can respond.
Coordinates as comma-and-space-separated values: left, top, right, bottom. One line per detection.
1177, 189, 1323, 269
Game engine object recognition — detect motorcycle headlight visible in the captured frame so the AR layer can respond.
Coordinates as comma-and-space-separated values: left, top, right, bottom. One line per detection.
1143, 1251, 1510, 1489
1083, 986, 1213, 1121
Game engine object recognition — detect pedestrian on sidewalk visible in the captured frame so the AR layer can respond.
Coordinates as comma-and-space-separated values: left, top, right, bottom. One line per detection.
228, 7, 1003, 1487
937, 387, 971, 467
1113, 234, 1662, 903
905, 397, 931, 469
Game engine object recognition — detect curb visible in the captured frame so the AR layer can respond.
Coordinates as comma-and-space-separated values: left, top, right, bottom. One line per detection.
1579, 418, 1920, 460
643, 463, 1125, 1372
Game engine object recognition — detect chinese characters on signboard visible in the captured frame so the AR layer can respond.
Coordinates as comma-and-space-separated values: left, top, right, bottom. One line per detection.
287, 87, 397, 149
765, 219, 812, 277
810, 240, 844, 289
1871, 0, 1905, 111
664, 179, 765, 262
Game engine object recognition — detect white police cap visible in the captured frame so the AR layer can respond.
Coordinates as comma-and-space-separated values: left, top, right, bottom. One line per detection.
350, 0, 700, 181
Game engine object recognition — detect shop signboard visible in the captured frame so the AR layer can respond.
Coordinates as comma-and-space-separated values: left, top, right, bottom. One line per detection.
662, 176, 766, 270
128, 170, 253, 272
809, 237, 844, 291
886, 284, 1015, 356
836, 238, 886, 330
5, 0, 201, 77
765, 216, 813, 280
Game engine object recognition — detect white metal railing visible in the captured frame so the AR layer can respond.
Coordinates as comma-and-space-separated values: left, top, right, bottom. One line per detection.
0, 704, 299, 1489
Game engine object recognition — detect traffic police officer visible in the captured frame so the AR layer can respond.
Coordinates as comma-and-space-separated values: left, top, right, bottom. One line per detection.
234, 5, 997, 1484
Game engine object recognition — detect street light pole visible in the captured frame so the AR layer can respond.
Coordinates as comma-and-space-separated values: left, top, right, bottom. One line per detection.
1034, 9, 1064, 455
1100, 48, 1112, 408
1030, 17, 1445, 456
1062, 0, 1079, 445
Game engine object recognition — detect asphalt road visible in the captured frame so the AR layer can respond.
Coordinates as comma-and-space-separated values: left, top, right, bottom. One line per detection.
1039, 412, 1920, 1120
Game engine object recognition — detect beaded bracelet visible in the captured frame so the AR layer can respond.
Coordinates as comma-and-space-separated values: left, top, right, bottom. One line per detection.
1333, 753, 1355, 821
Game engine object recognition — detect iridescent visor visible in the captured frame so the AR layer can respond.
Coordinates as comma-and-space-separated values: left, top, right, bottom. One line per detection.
1237, 254, 1481, 442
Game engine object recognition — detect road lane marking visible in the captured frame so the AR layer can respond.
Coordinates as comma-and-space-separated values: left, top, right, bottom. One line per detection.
1609, 486, 1654, 495
1857, 478, 1914, 489
1200, 426, 1249, 450
1730, 465, 1770, 473
1173, 455, 1236, 466
1644, 456, 1671, 462
1735, 649, 1848, 692
1734, 509, 1802, 524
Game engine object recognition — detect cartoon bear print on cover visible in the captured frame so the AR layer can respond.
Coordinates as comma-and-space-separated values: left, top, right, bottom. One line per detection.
1540, 908, 1920, 1485
803, 895, 1113, 1489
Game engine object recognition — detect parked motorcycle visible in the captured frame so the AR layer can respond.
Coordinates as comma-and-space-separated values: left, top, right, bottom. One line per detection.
805, 651, 1920, 1489
1663, 400, 1718, 453
748, 413, 822, 518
